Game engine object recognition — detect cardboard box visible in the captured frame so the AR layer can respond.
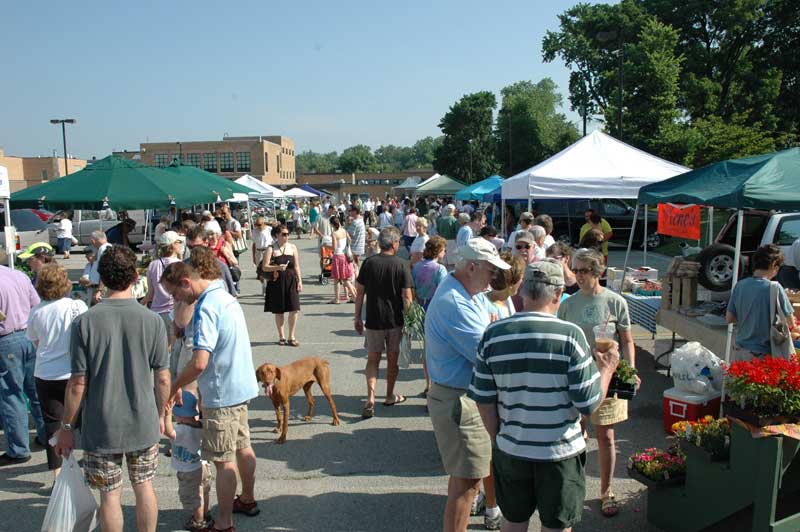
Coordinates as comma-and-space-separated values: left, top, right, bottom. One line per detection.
606, 268, 623, 282
626, 267, 659, 281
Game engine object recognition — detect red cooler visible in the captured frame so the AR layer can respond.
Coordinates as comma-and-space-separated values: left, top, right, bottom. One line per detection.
662, 387, 721, 433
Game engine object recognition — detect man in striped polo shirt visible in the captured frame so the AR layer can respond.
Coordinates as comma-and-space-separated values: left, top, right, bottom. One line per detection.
469, 259, 619, 532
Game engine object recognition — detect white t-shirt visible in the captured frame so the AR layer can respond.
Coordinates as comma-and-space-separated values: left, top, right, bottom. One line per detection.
88, 242, 111, 284
226, 218, 242, 235
171, 423, 204, 473
252, 228, 272, 264
26, 298, 88, 380
544, 234, 555, 250
410, 234, 430, 255
292, 208, 303, 222
56, 218, 73, 239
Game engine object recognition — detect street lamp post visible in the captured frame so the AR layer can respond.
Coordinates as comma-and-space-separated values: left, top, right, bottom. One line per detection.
596, 31, 623, 139
49, 118, 76, 176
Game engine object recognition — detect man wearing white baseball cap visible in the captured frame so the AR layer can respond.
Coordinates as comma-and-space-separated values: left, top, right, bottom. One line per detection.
425, 238, 510, 531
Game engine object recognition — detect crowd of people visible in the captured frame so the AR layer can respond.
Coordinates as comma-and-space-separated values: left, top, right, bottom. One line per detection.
0, 193, 652, 532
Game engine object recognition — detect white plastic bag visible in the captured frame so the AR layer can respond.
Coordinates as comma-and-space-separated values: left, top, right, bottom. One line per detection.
41, 453, 99, 532
671, 341, 724, 395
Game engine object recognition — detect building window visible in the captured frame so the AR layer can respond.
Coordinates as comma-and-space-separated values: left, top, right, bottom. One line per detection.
154, 154, 170, 167
203, 153, 217, 171
265, 152, 269, 172
277, 154, 281, 172
41, 169, 48, 180
219, 152, 234, 172
236, 152, 251, 172
186, 153, 201, 167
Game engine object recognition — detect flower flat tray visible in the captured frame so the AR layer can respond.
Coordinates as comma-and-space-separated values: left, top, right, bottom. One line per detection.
627, 466, 685, 489
723, 401, 799, 428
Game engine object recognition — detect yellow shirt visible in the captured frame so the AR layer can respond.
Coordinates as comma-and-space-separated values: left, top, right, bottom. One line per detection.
580, 219, 612, 256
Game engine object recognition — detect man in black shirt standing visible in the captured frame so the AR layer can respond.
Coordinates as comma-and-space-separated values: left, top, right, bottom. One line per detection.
354, 226, 413, 419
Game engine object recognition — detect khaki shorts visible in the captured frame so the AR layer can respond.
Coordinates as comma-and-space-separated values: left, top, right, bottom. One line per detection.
427, 383, 491, 479
84, 444, 159, 493
365, 327, 402, 354
201, 403, 252, 462
588, 397, 628, 426
177, 462, 213, 511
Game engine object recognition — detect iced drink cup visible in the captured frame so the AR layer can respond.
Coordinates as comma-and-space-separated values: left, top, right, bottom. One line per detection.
593, 323, 617, 353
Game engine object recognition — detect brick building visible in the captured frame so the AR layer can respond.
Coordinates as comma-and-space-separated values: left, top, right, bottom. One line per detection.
0, 147, 88, 192
138, 135, 295, 185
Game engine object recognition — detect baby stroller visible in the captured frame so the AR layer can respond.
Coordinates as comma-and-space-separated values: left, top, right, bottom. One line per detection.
319, 244, 333, 285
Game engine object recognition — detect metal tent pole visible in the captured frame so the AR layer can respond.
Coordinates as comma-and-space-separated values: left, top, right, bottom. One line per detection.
643, 204, 648, 266
619, 204, 639, 292
720, 209, 744, 416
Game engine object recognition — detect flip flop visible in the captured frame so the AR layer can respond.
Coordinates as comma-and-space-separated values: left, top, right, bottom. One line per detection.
362, 404, 375, 418
383, 395, 407, 406
288, 339, 300, 347
278, 338, 287, 346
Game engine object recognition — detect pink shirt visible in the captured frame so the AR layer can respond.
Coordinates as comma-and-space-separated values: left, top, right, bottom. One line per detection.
402, 213, 419, 237
0, 266, 40, 335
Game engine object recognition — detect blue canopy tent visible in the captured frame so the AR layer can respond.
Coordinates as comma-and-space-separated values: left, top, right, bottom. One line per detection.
299, 184, 328, 197
455, 175, 503, 201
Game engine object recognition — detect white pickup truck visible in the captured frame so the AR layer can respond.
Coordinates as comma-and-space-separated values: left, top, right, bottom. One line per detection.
697, 210, 800, 291
46, 209, 146, 247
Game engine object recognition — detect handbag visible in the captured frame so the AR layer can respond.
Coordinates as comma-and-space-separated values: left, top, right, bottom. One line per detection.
770, 281, 795, 357
229, 265, 242, 283
233, 236, 248, 254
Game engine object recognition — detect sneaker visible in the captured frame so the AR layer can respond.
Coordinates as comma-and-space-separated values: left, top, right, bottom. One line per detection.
484, 510, 502, 530
470, 491, 486, 516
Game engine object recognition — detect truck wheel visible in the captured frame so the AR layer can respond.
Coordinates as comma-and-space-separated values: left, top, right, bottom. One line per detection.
698, 243, 742, 292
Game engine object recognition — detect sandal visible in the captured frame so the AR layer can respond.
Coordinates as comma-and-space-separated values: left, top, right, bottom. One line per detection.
183, 517, 208, 532
600, 494, 619, 517
287, 339, 299, 347
362, 404, 375, 418
232, 495, 260, 516
383, 394, 407, 406
278, 338, 287, 346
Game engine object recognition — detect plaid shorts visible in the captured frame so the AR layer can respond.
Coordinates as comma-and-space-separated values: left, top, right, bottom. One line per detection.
84, 444, 159, 492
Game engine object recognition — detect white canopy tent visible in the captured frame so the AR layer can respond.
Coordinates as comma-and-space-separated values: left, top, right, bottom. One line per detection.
284, 187, 317, 198
499, 130, 690, 263
233, 175, 285, 200
501, 130, 690, 200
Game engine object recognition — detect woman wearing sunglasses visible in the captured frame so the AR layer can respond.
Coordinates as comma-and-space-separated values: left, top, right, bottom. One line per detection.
262, 224, 303, 347
556, 248, 639, 518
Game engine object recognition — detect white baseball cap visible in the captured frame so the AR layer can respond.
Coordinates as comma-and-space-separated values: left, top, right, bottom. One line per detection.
158, 230, 185, 246
456, 238, 510, 270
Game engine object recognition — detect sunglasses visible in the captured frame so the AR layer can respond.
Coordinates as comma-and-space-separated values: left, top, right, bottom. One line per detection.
573, 268, 594, 275
280, 232, 290, 236
516, 244, 531, 250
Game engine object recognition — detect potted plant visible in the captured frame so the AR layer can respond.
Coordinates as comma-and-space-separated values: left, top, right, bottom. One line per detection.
724, 355, 800, 426
628, 447, 686, 488
609, 359, 638, 400
672, 416, 730, 462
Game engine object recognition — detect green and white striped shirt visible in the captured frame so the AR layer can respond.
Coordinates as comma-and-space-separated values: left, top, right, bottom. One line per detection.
468, 311, 601, 462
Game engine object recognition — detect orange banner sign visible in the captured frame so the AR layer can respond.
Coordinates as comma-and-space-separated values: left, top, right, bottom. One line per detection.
657, 203, 701, 240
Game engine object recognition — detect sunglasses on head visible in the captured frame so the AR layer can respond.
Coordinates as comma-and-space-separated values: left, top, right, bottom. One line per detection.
516, 244, 530, 250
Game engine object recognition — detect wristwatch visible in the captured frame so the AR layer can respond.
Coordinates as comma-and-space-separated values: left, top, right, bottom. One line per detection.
60, 422, 73, 431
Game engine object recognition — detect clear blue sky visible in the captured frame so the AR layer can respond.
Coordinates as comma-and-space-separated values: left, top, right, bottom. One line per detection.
0, 0, 610, 160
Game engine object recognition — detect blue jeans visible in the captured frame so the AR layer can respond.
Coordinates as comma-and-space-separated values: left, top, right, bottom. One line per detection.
0, 332, 46, 457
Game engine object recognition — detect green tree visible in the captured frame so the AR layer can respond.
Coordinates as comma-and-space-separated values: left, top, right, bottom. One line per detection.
433, 91, 499, 183
408, 136, 442, 169
495, 79, 579, 176
374, 145, 414, 172
338, 144, 377, 173
296, 150, 339, 174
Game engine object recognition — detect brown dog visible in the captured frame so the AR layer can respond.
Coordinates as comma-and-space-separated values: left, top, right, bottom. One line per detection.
255, 357, 341, 443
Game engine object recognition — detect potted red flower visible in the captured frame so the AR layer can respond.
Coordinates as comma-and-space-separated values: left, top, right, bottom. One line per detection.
724, 355, 800, 426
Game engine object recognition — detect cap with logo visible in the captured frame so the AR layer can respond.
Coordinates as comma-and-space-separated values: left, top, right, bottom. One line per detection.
18, 242, 55, 259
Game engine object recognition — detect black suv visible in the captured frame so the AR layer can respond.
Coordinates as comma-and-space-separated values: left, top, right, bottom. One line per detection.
520, 198, 661, 249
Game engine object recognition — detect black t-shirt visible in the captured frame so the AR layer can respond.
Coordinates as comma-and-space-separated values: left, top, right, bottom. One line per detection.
357, 253, 413, 330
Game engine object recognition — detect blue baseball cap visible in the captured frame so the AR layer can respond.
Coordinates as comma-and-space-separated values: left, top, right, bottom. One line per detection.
172, 391, 199, 418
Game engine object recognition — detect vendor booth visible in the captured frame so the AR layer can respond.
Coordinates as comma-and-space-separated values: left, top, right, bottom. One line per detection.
455, 175, 503, 201
499, 130, 690, 238
414, 174, 466, 196
234, 174, 284, 199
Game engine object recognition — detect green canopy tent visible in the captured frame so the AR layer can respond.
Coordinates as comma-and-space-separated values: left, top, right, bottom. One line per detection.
10, 156, 220, 210
163, 161, 255, 201
414, 174, 467, 196
623, 147, 800, 395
